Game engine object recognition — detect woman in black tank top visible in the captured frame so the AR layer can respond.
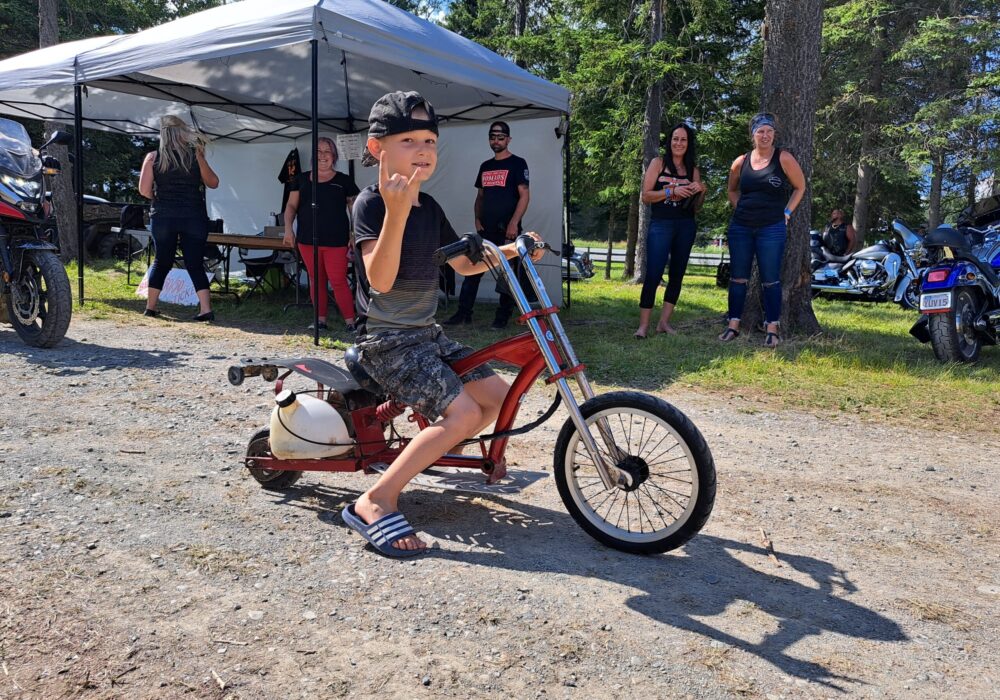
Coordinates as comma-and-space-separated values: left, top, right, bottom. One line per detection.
138, 115, 220, 321
719, 113, 806, 348
633, 123, 706, 339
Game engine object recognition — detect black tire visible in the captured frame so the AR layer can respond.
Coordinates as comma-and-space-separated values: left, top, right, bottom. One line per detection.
96, 231, 140, 260
928, 288, 982, 363
5, 249, 72, 348
899, 279, 920, 310
245, 428, 303, 490
553, 391, 716, 554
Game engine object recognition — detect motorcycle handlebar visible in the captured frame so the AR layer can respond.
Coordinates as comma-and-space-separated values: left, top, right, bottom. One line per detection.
432, 233, 484, 266
433, 233, 558, 267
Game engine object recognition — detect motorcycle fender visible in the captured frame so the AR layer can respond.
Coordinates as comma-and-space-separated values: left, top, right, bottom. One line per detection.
909, 316, 930, 343
893, 272, 915, 303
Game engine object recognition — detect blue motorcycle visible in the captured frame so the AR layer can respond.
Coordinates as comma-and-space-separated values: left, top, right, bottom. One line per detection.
910, 222, 1000, 363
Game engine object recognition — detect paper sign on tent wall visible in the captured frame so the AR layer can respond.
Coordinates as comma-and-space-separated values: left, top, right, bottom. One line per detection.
335, 133, 366, 162
135, 268, 200, 306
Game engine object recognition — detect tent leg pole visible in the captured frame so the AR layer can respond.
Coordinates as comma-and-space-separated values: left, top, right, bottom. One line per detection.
563, 115, 571, 309
311, 39, 320, 346
74, 83, 84, 306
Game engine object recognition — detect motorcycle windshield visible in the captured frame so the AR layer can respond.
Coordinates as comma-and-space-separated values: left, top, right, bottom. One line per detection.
0, 118, 41, 178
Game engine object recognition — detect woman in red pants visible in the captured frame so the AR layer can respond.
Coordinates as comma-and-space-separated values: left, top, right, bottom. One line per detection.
283, 137, 360, 331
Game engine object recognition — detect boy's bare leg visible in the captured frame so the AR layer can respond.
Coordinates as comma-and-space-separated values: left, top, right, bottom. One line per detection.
449, 375, 509, 453
356, 390, 486, 550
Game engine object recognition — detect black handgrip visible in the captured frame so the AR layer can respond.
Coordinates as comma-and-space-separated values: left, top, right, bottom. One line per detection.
516, 234, 559, 257
433, 233, 484, 266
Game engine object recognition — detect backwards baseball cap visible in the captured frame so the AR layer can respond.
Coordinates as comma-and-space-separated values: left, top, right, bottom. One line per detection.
750, 112, 777, 136
361, 91, 439, 167
488, 121, 510, 136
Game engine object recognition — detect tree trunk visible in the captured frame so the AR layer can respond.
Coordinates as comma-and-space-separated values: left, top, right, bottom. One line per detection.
624, 193, 639, 279
632, 0, 664, 285
743, 0, 823, 336
852, 33, 885, 244
927, 149, 944, 230
39, 0, 78, 263
605, 206, 614, 280
512, 0, 528, 68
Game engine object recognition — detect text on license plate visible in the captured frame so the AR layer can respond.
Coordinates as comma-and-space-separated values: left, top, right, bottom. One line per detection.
920, 292, 952, 312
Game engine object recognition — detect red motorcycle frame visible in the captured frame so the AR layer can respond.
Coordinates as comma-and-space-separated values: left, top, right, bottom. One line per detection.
229, 234, 716, 554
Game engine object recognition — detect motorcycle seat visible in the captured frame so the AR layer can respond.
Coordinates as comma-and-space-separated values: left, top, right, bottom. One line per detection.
822, 251, 851, 264
344, 346, 386, 395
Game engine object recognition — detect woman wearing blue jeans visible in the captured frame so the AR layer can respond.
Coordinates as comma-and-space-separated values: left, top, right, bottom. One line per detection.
634, 123, 706, 339
720, 113, 806, 348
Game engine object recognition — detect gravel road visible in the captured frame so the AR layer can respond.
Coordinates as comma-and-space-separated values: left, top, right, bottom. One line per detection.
1, 316, 997, 699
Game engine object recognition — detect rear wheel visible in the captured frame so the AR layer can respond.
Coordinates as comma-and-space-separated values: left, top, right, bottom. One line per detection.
96, 230, 141, 260
553, 391, 716, 554
6, 249, 72, 348
928, 287, 982, 363
245, 428, 303, 490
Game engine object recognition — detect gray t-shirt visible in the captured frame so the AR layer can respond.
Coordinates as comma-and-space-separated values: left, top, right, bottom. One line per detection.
353, 185, 458, 334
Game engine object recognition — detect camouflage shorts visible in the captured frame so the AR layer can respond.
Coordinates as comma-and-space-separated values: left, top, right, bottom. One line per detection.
355, 325, 496, 421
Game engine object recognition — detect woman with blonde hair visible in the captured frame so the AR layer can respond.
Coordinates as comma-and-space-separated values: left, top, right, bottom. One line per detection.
138, 115, 220, 320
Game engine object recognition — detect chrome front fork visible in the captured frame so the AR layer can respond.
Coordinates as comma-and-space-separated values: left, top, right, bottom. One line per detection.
481, 240, 628, 490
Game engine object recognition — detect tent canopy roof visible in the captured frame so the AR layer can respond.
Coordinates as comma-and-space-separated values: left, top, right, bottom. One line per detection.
0, 0, 569, 142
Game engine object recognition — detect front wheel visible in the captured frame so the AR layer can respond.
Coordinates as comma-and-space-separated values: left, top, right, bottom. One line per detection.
928, 288, 983, 363
553, 391, 716, 554
5, 249, 72, 347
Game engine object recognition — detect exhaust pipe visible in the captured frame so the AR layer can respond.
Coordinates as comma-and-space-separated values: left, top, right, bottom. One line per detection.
811, 284, 865, 295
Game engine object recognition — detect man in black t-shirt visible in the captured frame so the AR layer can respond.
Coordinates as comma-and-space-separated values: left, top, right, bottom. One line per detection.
444, 121, 530, 329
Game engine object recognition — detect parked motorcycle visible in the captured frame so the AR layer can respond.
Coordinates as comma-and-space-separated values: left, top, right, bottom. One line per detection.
910, 223, 1000, 363
810, 220, 929, 309
0, 118, 73, 347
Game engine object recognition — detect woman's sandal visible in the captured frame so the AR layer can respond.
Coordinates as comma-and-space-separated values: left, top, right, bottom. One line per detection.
763, 331, 781, 348
633, 329, 648, 340
718, 327, 740, 342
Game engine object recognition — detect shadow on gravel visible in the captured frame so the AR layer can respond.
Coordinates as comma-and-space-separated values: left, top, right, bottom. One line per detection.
421, 493, 907, 691
0, 334, 190, 375
269, 480, 907, 690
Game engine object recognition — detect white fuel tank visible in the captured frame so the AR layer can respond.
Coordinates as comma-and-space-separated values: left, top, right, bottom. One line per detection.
268, 389, 353, 459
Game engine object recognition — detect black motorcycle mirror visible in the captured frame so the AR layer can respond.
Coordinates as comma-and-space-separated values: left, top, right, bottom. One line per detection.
40, 130, 73, 150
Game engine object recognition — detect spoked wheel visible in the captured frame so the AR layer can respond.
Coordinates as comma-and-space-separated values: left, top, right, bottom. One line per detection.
553, 391, 716, 554
899, 279, 920, 310
245, 428, 302, 490
6, 249, 71, 347
928, 288, 983, 363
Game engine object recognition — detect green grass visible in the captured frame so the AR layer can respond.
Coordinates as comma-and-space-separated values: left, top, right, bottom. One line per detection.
70, 259, 1000, 432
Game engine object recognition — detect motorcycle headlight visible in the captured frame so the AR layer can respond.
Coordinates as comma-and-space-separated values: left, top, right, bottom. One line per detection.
0, 173, 41, 200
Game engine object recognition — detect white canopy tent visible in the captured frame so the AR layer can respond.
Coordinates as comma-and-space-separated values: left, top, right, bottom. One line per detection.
0, 0, 573, 322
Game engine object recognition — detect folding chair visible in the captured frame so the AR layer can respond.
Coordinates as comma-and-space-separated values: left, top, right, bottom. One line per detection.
238, 247, 287, 302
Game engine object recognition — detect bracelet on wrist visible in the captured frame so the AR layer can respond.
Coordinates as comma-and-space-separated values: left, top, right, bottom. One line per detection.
784, 208, 792, 217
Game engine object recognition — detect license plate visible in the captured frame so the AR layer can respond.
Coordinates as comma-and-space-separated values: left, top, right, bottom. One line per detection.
920, 292, 952, 312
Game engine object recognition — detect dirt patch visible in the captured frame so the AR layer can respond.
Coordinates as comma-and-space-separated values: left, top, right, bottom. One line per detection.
1, 317, 998, 698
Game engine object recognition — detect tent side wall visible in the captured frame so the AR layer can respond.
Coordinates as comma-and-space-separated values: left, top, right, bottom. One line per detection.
206, 116, 564, 306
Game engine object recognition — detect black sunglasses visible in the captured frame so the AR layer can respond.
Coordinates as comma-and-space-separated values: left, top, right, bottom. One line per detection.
488, 133, 508, 140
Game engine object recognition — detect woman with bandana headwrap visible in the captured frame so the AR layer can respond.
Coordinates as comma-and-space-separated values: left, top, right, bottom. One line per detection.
718, 113, 806, 348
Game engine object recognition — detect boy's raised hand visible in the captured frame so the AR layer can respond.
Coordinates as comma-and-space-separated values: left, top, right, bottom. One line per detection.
379, 151, 421, 219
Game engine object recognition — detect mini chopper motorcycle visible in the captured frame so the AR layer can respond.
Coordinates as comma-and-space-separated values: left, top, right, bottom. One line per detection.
810, 220, 929, 309
228, 234, 717, 554
0, 118, 73, 348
